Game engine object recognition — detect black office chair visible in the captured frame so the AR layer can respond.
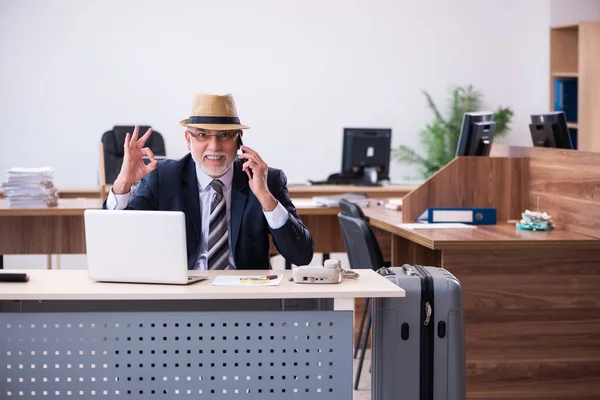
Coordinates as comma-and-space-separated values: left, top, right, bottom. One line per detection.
338, 199, 369, 357
338, 208, 385, 390
101, 125, 166, 185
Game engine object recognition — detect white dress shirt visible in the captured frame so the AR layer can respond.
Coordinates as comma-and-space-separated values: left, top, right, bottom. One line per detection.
106, 162, 290, 270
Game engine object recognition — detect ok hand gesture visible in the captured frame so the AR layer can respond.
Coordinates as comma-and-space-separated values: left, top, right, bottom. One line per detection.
112, 126, 157, 194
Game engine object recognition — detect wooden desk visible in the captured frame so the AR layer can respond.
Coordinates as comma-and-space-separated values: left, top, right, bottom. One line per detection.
360, 147, 600, 400
0, 198, 383, 258
0, 269, 404, 301
286, 184, 417, 199
0, 199, 103, 257
0, 183, 419, 199
0, 269, 403, 398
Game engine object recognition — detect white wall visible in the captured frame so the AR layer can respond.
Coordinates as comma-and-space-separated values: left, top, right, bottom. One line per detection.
551, 0, 600, 25
0, 0, 550, 186
1, 0, 551, 269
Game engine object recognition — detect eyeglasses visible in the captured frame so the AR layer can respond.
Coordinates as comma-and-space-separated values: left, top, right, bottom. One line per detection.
187, 130, 240, 142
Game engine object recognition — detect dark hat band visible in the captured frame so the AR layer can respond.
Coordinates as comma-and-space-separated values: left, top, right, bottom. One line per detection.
187, 116, 240, 124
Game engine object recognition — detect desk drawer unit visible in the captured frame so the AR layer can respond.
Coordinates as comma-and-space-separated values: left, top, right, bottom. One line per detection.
0, 299, 352, 399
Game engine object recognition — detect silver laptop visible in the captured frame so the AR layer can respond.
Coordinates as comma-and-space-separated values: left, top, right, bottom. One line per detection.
84, 210, 207, 285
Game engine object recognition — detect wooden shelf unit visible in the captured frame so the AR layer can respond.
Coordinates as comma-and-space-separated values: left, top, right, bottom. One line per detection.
550, 22, 600, 152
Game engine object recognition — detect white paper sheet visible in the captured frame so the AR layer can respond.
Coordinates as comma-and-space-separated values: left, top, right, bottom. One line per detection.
397, 223, 477, 230
210, 275, 284, 286
291, 199, 325, 208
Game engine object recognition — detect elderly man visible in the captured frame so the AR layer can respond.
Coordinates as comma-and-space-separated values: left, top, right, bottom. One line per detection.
105, 92, 314, 270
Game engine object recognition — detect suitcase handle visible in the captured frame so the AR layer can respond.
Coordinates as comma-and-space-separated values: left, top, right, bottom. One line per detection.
402, 265, 416, 276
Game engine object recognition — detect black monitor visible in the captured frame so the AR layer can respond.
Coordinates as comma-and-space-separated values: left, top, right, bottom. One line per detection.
529, 111, 573, 149
455, 112, 496, 156
341, 128, 391, 186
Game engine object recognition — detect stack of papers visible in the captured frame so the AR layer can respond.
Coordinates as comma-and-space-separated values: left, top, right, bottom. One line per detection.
312, 193, 369, 208
384, 198, 403, 210
1, 167, 58, 208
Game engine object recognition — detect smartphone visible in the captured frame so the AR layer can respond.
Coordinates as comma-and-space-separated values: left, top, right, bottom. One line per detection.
236, 135, 253, 178
241, 149, 253, 178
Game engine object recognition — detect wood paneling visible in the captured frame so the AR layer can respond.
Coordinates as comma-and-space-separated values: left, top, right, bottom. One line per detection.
401, 157, 529, 224
578, 23, 600, 152
466, 318, 600, 349
0, 216, 87, 254
390, 235, 441, 267
441, 248, 600, 400
372, 227, 392, 262
298, 215, 345, 253
490, 144, 600, 239
550, 26, 579, 75
467, 349, 600, 400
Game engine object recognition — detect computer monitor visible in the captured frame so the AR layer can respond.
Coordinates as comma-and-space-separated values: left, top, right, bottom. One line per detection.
529, 111, 573, 149
341, 128, 391, 186
455, 112, 496, 157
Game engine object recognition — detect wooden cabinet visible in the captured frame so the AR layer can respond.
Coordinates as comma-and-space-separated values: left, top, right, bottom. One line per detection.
550, 22, 600, 152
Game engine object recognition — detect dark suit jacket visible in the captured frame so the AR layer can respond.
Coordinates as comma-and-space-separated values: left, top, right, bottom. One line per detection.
104, 154, 314, 270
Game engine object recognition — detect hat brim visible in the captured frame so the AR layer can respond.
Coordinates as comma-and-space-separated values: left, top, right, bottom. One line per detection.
179, 119, 249, 130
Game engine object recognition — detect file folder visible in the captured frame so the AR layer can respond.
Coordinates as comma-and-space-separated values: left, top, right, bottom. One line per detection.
417, 207, 497, 225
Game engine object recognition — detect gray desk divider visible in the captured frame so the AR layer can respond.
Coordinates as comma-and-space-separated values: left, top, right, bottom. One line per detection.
1, 310, 352, 398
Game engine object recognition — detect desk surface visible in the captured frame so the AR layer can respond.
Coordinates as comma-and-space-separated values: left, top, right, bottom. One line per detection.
0, 269, 405, 301
0, 198, 338, 216
0, 198, 103, 216
363, 206, 600, 250
1, 183, 419, 199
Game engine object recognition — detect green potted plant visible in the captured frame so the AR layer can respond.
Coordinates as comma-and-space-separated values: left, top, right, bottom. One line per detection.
393, 85, 513, 178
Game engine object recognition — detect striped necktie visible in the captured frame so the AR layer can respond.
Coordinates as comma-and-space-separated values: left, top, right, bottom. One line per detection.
207, 179, 228, 270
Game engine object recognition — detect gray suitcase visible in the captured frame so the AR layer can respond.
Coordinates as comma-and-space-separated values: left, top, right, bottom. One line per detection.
371, 265, 466, 400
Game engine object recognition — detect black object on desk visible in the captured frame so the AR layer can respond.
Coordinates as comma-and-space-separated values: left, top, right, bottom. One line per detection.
311, 128, 391, 186
0, 272, 29, 282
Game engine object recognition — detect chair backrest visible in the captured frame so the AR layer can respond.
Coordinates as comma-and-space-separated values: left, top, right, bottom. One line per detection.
337, 213, 385, 270
338, 198, 366, 219
101, 126, 166, 185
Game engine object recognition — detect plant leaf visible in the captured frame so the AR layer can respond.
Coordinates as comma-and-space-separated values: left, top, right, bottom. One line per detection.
392, 145, 426, 165
423, 90, 445, 125
493, 107, 514, 138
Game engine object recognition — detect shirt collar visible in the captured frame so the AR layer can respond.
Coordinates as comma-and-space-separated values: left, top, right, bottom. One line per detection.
195, 161, 234, 191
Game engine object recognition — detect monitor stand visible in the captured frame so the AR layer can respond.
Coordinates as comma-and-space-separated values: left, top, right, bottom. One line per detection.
356, 167, 381, 186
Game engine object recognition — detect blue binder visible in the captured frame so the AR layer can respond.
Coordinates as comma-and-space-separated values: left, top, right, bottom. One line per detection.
417, 207, 497, 225
554, 78, 578, 122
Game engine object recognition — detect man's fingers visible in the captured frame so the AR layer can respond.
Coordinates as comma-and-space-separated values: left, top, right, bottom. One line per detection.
138, 128, 153, 147
146, 159, 158, 173
239, 152, 266, 169
240, 145, 262, 161
123, 132, 131, 150
141, 147, 156, 162
242, 160, 253, 172
129, 125, 140, 149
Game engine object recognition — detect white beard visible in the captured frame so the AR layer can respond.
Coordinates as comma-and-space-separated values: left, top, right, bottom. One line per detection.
192, 151, 234, 178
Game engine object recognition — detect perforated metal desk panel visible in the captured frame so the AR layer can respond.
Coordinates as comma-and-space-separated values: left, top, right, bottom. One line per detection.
0, 270, 404, 399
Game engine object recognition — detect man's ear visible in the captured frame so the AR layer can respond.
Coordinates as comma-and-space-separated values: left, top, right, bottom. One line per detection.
184, 129, 191, 150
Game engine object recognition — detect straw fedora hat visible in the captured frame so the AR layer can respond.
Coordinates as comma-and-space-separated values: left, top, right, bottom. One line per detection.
179, 92, 249, 130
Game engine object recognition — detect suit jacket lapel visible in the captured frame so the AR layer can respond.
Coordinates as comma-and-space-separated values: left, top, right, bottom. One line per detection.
230, 159, 249, 259
182, 157, 202, 246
